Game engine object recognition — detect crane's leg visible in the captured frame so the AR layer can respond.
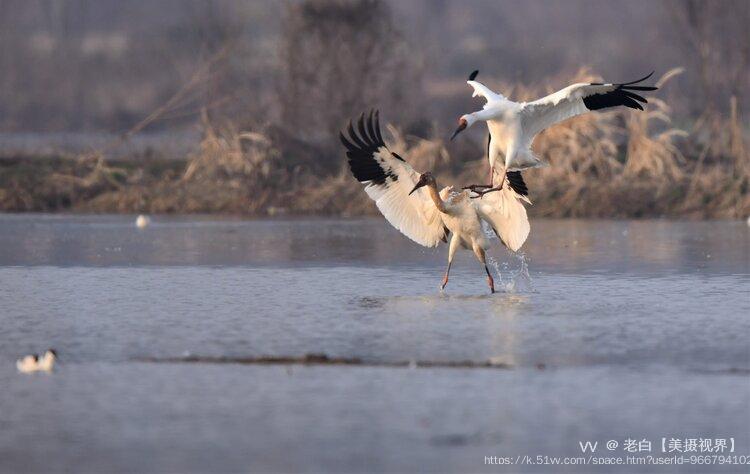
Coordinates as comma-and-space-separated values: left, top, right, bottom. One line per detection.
441, 235, 461, 291
485, 263, 495, 294
473, 244, 495, 294
441, 262, 452, 290
463, 165, 495, 193
474, 144, 513, 197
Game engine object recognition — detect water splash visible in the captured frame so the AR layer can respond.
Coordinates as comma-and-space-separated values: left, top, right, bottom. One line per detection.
487, 251, 533, 293
481, 221, 534, 293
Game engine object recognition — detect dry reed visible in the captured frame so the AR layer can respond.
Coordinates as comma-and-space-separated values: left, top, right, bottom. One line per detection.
1, 69, 747, 219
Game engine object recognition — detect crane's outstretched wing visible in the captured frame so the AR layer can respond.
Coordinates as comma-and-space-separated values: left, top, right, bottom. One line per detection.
340, 111, 448, 248
519, 72, 658, 144
466, 70, 507, 107
473, 173, 531, 252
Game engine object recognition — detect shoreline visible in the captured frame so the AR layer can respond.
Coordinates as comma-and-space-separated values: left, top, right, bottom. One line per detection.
1, 151, 748, 219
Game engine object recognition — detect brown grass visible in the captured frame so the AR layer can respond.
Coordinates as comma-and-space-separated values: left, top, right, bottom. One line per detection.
1, 69, 748, 219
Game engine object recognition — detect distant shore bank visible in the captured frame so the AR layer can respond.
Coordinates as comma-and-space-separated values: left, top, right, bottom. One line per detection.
1, 149, 746, 219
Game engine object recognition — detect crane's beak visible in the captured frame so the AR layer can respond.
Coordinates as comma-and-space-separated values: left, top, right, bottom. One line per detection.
450, 119, 468, 141
409, 182, 424, 195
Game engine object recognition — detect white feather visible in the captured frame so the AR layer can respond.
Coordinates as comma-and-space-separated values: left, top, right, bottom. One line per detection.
467, 80, 507, 107
473, 184, 531, 252
362, 147, 446, 248
519, 83, 617, 144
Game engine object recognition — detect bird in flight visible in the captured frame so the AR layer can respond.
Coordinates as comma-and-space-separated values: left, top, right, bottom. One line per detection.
452, 70, 658, 193
340, 111, 531, 293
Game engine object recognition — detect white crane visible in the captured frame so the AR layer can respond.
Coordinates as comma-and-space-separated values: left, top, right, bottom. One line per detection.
451, 70, 659, 192
341, 111, 531, 293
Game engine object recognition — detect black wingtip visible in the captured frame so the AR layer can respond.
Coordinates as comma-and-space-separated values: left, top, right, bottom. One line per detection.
347, 121, 367, 149
620, 71, 655, 86
468, 70, 479, 81
365, 109, 377, 145
506, 171, 528, 197
340, 111, 397, 186
622, 85, 658, 91
340, 109, 388, 151
360, 112, 371, 143
373, 110, 384, 144
622, 90, 648, 104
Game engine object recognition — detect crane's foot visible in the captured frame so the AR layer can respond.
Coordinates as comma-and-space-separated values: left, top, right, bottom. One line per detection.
462, 184, 493, 193
469, 181, 504, 199
440, 273, 449, 290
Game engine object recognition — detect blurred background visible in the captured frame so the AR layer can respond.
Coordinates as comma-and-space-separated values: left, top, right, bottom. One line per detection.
1, 4, 749, 471
0, 0, 748, 218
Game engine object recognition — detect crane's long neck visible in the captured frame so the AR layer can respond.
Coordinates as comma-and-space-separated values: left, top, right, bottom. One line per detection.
426, 182, 447, 214
471, 108, 501, 122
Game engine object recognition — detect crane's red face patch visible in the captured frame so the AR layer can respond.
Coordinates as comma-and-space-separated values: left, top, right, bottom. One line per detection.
450, 118, 468, 141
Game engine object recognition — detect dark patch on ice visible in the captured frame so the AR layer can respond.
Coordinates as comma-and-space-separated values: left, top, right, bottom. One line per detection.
137, 352, 514, 370
430, 434, 472, 447
690, 367, 750, 376
430, 432, 503, 447
355, 296, 386, 309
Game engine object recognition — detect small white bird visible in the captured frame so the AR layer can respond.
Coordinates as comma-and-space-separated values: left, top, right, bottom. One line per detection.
38, 349, 58, 372
16, 349, 57, 373
341, 111, 530, 293
452, 70, 659, 191
135, 214, 150, 229
16, 354, 39, 373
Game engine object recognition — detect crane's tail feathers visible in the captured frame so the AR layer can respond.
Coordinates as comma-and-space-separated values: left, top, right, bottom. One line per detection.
475, 186, 531, 252
495, 186, 530, 252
